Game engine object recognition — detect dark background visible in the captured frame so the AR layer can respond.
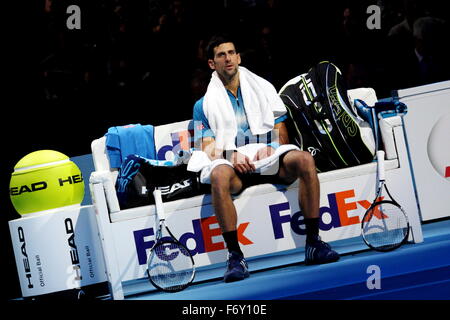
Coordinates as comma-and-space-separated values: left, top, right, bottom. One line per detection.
2, 0, 450, 301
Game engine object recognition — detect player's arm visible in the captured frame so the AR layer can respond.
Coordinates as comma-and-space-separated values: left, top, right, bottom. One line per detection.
201, 136, 222, 160
275, 120, 290, 145
201, 136, 255, 174
253, 120, 290, 161
193, 100, 223, 161
193, 100, 255, 173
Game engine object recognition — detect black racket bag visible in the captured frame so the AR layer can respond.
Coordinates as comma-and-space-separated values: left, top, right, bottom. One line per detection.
116, 154, 207, 209
279, 61, 375, 172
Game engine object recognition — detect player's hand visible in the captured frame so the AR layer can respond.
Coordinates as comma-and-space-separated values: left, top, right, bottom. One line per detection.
231, 151, 256, 174
253, 146, 275, 161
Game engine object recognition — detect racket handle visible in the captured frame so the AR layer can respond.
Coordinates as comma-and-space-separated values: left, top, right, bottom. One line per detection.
377, 150, 386, 182
153, 189, 166, 221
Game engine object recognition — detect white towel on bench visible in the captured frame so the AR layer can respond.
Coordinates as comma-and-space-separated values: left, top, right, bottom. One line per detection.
188, 143, 300, 184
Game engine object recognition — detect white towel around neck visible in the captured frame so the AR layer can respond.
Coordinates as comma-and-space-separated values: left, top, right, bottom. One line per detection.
203, 66, 286, 150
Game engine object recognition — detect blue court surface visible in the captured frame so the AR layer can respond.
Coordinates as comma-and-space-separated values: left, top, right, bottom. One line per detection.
119, 219, 450, 300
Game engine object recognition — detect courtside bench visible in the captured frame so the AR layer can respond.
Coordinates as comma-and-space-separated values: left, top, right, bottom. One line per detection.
89, 88, 424, 299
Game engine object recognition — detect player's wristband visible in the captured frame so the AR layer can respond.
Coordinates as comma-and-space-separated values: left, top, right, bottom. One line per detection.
267, 142, 280, 149
222, 149, 237, 162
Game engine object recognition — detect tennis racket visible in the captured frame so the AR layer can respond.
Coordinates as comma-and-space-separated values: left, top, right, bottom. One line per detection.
146, 189, 195, 292
361, 151, 410, 252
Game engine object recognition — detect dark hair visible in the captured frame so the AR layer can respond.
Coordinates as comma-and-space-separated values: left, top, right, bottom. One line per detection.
206, 34, 237, 60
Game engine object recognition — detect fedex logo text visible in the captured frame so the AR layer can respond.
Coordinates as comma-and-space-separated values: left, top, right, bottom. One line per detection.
270, 189, 378, 238
134, 216, 252, 265
134, 188, 378, 264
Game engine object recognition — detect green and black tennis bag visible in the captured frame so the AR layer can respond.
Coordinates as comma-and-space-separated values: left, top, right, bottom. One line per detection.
279, 61, 375, 172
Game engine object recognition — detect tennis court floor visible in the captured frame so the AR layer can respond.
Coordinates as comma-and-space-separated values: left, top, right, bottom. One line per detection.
121, 219, 450, 300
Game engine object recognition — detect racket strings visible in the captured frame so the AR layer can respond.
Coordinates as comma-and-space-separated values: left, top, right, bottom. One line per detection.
362, 202, 409, 251
147, 241, 194, 292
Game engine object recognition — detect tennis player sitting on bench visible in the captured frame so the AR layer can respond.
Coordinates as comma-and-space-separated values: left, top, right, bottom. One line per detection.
193, 34, 339, 283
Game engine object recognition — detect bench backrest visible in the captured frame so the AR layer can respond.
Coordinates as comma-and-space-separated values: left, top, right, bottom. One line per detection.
91, 88, 378, 176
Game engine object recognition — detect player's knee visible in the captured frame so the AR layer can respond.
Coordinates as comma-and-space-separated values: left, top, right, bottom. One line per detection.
295, 151, 316, 177
210, 164, 234, 189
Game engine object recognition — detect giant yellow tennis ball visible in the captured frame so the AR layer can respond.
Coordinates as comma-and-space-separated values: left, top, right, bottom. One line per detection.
10, 150, 85, 215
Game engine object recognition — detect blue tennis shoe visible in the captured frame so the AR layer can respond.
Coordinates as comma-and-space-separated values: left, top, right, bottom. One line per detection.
305, 236, 340, 265
224, 251, 250, 282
